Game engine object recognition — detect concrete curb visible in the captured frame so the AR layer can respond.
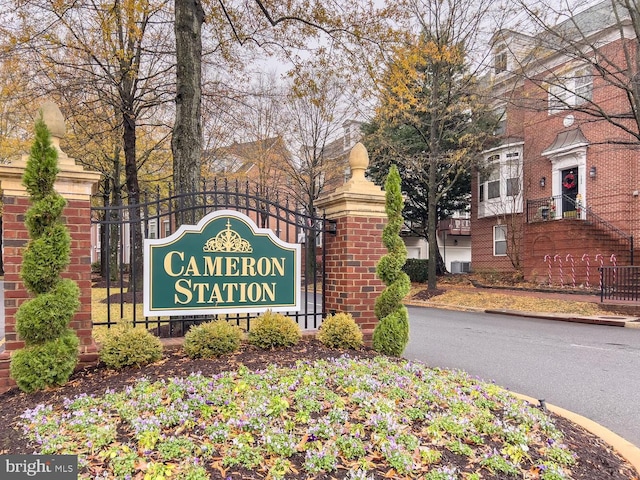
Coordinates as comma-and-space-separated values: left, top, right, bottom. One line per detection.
405, 301, 640, 328
484, 309, 638, 327
511, 392, 640, 475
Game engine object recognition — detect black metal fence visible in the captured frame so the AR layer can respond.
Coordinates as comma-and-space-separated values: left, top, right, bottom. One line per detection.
91, 179, 331, 336
600, 266, 640, 302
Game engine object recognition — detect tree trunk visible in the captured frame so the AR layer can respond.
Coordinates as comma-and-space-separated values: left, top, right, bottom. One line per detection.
172, 0, 204, 225
427, 155, 438, 290
427, 65, 442, 291
436, 247, 447, 275
122, 102, 144, 292
100, 179, 109, 278
109, 147, 123, 282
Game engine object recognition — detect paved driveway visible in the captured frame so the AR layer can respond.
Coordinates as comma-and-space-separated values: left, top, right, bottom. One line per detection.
404, 306, 640, 447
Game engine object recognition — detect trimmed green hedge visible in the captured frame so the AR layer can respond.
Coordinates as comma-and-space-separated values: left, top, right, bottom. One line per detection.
11, 116, 81, 392
184, 320, 244, 359
403, 258, 428, 283
248, 311, 301, 349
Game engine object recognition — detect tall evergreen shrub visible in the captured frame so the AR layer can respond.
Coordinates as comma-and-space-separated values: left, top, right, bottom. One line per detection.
10, 116, 80, 392
372, 165, 411, 356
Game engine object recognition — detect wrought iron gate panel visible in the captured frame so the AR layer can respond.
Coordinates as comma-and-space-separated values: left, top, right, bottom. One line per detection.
600, 266, 640, 302
91, 180, 330, 336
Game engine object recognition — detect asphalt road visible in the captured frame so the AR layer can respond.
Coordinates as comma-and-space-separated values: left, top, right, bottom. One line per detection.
404, 306, 640, 447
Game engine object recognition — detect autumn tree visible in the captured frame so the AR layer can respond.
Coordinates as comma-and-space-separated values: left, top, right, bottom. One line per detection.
0, 0, 174, 287
234, 73, 291, 213
0, 56, 33, 163
171, 0, 402, 201
283, 61, 359, 278
0, 56, 36, 276
364, 0, 499, 290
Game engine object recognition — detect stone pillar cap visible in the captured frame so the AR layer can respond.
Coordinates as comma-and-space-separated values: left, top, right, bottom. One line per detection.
316, 142, 386, 218
349, 142, 369, 182
40, 101, 66, 139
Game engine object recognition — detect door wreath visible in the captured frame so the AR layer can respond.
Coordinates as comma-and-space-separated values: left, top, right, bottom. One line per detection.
562, 172, 576, 189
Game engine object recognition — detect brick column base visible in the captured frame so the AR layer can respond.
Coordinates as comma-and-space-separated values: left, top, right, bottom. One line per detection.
0, 196, 100, 394
317, 143, 388, 346
323, 216, 387, 344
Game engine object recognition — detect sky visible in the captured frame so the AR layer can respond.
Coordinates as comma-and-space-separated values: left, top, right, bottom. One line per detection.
507, 0, 605, 32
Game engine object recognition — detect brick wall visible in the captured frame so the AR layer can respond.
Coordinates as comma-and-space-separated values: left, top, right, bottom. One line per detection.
471, 215, 524, 273
323, 216, 386, 344
473, 36, 640, 280
523, 219, 631, 285
0, 195, 98, 393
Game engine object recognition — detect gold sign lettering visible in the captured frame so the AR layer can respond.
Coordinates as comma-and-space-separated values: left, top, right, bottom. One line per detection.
162, 253, 287, 278
175, 279, 277, 305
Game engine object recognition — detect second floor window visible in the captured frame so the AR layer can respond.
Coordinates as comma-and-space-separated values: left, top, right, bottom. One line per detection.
548, 67, 593, 113
494, 107, 507, 136
477, 148, 523, 219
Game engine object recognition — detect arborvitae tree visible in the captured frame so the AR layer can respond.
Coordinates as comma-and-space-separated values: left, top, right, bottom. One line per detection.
372, 165, 411, 356
10, 116, 80, 392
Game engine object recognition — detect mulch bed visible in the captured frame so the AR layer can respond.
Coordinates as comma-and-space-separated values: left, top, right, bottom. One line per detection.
412, 288, 446, 301
0, 339, 636, 479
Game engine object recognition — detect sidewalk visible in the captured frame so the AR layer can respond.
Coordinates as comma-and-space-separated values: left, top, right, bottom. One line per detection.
408, 284, 640, 328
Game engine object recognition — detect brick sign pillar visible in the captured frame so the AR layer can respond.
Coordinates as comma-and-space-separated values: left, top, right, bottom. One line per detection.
0, 102, 102, 392
316, 143, 387, 344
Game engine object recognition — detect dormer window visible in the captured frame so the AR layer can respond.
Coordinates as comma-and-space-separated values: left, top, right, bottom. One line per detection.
494, 44, 507, 74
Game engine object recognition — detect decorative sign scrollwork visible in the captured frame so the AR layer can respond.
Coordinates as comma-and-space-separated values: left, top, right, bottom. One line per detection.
203, 220, 253, 253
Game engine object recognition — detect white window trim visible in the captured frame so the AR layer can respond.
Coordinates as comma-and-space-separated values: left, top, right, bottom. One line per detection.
548, 68, 593, 114
493, 225, 507, 257
494, 44, 507, 75
477, 144, 524, 219
146, 219, 158, 239
494, 106, 507, 135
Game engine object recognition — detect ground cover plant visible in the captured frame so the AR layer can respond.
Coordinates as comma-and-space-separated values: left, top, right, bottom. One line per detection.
1, 340, 635, 480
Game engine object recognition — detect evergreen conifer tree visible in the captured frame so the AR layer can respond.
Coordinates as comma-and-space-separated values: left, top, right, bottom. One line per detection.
372, 165, 411, 356
10, 116, 80, 392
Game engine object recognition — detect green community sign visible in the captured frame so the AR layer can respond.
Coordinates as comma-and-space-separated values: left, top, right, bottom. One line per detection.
143, 210, 301, 316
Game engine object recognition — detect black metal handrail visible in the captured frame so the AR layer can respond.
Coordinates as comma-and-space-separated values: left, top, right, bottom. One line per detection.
527, 194, 634, 265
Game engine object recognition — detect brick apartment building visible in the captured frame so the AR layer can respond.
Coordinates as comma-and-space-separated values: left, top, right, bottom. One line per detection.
472, 1, 639, 284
